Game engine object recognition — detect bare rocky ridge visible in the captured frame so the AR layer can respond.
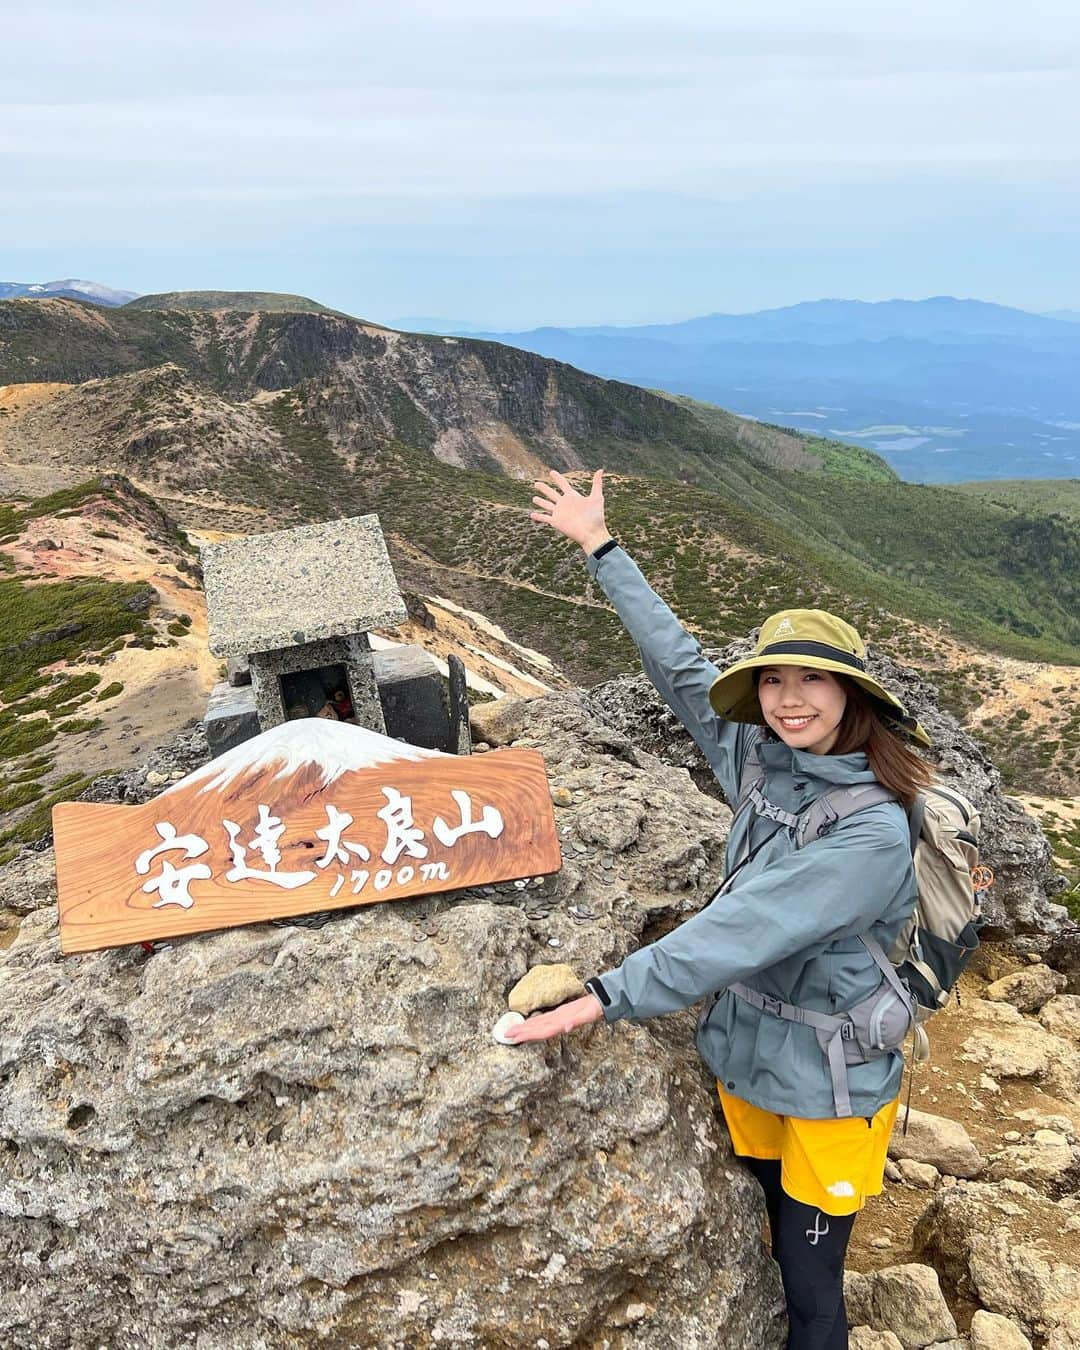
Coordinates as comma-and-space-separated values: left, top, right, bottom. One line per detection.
0, 301, 766, 486
0, 364, 284, 487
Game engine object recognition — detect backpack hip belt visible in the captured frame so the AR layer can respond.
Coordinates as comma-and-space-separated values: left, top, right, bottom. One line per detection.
726, 936, 919, 1117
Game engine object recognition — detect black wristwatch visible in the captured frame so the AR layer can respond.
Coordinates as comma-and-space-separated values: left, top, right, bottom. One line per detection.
585, 976, 610, 1007
591, 538, 618, 561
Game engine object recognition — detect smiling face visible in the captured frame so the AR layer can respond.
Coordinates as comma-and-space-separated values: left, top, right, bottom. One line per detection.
756, 665, 849, 756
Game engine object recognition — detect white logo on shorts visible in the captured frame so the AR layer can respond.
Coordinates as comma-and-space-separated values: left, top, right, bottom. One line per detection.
806, 1212, 830, 1246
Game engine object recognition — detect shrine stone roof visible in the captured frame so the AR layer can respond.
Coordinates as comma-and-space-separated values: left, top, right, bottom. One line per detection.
201, 515, 408, 657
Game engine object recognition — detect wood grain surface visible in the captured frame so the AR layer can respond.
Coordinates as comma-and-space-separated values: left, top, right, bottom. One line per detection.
54, 747, 561, 953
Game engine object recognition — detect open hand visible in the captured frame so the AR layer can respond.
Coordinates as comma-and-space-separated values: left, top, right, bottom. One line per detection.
530, 469, 611, 554
501, 994, 605, 1044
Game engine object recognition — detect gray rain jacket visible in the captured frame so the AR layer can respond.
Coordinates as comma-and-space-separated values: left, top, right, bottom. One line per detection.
585, 545, 918, 1119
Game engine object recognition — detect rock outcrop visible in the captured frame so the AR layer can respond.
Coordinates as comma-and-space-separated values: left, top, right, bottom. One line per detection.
1, 656, 1074, 1347
844, 1263, 958, 1349
959, 999, 1079, 1103
913, 1180, 1080, 1349
0, 693, 787, 1349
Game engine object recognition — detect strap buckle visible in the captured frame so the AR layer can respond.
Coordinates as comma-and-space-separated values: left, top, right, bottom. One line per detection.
840, 1020, 856, 1041
762, 993, 783, 1017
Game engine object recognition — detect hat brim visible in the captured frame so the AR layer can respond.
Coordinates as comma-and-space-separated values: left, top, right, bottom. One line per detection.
708, 653, 932, 749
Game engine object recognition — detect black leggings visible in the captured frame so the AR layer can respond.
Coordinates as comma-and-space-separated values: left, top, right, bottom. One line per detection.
745, 1157, 856, 1350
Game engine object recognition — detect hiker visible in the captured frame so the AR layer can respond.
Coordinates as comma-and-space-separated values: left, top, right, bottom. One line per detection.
506, 468, 936, 1350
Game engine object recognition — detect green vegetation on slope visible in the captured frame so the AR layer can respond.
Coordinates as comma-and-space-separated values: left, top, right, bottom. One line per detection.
243, 437, 1079, 682
657, 392, 897, 484
0, 478, 167, 856
761, 470, 1080, 653
1032, 800, 1080, 920
950, 478, 1080, 524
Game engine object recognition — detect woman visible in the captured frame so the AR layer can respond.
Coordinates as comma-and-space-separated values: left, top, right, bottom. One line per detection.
505, 469, 933, 1350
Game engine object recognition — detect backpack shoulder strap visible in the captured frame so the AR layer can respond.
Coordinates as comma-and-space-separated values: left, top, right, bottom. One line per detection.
908, 792, 927, 854
794, 782, 899, 848
924, 784, 972, 824
736, 739, 764, 806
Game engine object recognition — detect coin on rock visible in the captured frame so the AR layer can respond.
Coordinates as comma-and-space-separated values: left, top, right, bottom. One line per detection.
492, 1011, 526, 1045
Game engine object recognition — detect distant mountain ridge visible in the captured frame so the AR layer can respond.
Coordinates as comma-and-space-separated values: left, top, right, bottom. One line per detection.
442, 297, 1080, 483
124, 290, 350, 317
537, 297, 1080, 344
0, 296, 888, 488
0, 295, 1075, 686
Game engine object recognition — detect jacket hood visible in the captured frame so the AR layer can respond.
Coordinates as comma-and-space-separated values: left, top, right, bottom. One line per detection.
756, 737, 879, 787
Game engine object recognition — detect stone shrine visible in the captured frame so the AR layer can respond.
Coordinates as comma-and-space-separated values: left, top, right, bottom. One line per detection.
200, 515, 470, 756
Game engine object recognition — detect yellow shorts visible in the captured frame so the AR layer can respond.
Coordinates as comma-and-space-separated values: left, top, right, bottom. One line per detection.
717, 1083, 898, 1217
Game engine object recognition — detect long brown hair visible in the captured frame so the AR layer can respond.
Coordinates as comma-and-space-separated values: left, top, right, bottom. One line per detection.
830, 676, 932, 808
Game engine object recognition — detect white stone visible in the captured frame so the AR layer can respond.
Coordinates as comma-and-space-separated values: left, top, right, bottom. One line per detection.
1033, 1129, 1068, 1148
492, 1012, 525, 1045
898, 1159, 939, 1189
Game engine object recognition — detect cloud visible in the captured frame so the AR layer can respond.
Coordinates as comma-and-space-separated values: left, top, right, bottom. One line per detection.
4, 2, 1079, 319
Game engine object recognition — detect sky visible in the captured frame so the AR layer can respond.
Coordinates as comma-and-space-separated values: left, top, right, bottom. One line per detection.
4, 0, 1080, 327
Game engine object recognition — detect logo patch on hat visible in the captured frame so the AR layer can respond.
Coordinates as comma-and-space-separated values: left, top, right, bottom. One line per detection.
773, 617, 796, 636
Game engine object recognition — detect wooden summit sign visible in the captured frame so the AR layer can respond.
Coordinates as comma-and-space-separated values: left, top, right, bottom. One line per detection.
53, 719, 562, 954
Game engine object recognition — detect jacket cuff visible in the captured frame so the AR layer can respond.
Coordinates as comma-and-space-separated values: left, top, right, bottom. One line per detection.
584, 972, 632, 1023
584, 539, 622, 580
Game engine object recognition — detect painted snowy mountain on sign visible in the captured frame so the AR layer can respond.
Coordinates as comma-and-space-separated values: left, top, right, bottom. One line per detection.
168, 718, 448, 798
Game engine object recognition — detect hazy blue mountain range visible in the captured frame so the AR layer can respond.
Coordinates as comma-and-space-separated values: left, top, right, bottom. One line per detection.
0, 279, 138, 306
432, 298, 1080, 483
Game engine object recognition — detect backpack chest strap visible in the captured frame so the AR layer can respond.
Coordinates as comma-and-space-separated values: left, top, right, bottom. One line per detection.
745, 783, 802, 830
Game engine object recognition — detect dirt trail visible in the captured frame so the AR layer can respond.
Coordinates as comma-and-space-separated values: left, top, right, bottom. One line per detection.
388, 532, 613, 611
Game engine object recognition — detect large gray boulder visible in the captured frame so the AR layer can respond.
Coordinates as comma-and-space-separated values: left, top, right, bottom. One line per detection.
588, 638, 1062, 938
844, 1263, 958, 1349
913, 1179, 1080, 1349
0, 692, 785, 1350
887, 1107, 985, 1179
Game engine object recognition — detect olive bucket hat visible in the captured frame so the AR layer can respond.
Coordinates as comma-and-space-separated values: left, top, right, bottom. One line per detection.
708, 608, 932, 748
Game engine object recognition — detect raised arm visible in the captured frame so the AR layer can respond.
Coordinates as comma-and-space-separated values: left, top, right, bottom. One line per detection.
530, 470, 756, 802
